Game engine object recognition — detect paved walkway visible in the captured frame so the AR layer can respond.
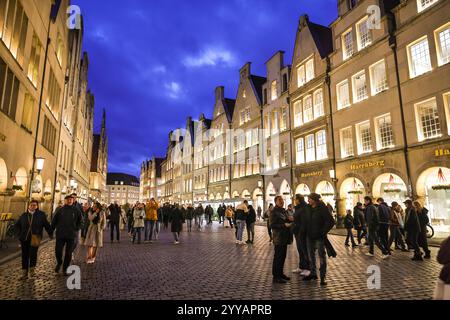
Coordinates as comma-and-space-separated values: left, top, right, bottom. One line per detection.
0, 223, 441, 300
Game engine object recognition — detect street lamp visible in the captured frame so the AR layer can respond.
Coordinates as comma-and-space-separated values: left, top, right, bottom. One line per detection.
36, 157, 45, 172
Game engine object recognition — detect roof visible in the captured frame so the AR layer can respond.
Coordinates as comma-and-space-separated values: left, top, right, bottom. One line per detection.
223, 98, 236, 123
307, 21, 333, 59
107, 173, 139, 186
250, 75, 267, 104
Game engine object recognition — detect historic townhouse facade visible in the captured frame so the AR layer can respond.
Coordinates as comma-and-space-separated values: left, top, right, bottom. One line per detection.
207, 87, 235, 209
0, 0, 70, 216
181, 117, 195, 205
89, 110, 107, 203
262, 51, 292, 209
143, 0, 449, 237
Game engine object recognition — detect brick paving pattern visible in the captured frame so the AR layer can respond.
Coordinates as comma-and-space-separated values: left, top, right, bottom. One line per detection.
0, 223, 441, 300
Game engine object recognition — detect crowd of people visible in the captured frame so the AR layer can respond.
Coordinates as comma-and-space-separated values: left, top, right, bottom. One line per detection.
12, 193, 450, 298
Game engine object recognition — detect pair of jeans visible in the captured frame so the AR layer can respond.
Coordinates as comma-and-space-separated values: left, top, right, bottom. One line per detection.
155, 221, 161, 239
144, 220, 156, 241
368, 227, 389, 255
307, 238, 327, 279
21, 240, 38, 270
55, 238, 75, 272
388, 225, 406, 250
356, 227, 367, 244
133, 227, 143, 243
187, 219, 193, 232
272, 244, 288, 278
236, 220, 246, 241
378, 224, 389, 251
345, 228, 356, 246
110, 221, 120, 241
173, 232, 180, 242
294, 233, 310, 270
246, 222, 255, 242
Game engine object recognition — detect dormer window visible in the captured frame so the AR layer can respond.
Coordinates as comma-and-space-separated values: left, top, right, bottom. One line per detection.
356, 17, 372, 50
348, 0, 357, 10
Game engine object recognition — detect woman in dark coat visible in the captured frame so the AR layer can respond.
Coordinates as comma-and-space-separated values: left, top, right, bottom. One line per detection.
170, 204, 184, 244
15, 200, 53, 280
246, 205, 257, 244
414, 201, 431, 259
404, 200, 422, 261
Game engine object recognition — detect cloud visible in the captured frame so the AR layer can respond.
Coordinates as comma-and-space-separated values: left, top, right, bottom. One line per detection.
183, 47, 237, 68
152, 65, 167, 74
164, 81, 182, 99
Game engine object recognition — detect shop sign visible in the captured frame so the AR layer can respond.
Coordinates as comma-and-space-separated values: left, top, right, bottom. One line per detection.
350, 160, 385, 171
300, 171, 323, 178
435, 149, 450, 157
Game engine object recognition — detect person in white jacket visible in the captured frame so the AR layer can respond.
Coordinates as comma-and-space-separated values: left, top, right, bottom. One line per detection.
132, 203, 145, 244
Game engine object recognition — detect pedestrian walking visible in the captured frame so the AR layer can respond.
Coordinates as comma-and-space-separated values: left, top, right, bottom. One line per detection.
414, 201, 431, 259
246, 205, 256, 244
185, 205, 195, 232
52, 195, 82, 275
344, 210, 357, 247
126, 204, 135, 235
264, 204, 274, 243
144, 198, 159, 243
225, 206, 234, 228
434, 236, 450, 300
108, 202, 122, 243
206, 205, 214, 225
155, 206, 163, 240
163, 203, 170, 229
235, 201, 248, 245
376, 198, 391, 252
404, 199, 423, 261
257, 206, 262, 221
364, 196, 390, 259
270, 196, 293, 284
195, 204, 205, 231
132, 203, 145, 244
80, 202, 92, 244
388, 202, 407, 251
292, 194, 311, 277
15, 200, 53, 280
83, 202, 106, 264
353, 202, 367, 245
170, 204, 183, 244
303, 193, 335, 286
70, 193, 83, 258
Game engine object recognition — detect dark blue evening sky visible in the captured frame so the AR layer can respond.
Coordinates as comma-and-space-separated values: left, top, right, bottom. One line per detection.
72, 0, 338, 177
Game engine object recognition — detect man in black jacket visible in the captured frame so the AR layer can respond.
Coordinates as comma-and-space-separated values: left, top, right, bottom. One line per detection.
270, 196, 293, 284
108, 202, 122, 243
404, 200, 423, 261
52, 195, 82, 275
15, 200, 53, 280
364, 196, 390, 258
292, 194, 311, 276
303, 193, 335, 286
353, 202, 367, 245
377, 198, 390, 252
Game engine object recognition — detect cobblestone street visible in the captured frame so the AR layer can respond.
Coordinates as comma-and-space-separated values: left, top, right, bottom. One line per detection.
0, 224, 441, 300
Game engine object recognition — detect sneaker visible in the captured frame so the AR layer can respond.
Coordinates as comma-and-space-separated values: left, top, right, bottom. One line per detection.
300, 270, 311, 277
365, 253, 375, 257
292, 268, 303, 274
381, 254, 390, 260
174, 241, 179, 245
303, 275, 318, 281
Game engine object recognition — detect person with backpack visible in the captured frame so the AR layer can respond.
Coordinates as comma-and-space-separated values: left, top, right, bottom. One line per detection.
353, 202, 367, 246
344, 210, 357, 247
364, 196, 390, 259
414, 201, 431, 259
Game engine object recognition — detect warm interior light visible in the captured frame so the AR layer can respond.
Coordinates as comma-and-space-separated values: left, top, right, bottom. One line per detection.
36, 158, 45, 171
329, 169, 336, 179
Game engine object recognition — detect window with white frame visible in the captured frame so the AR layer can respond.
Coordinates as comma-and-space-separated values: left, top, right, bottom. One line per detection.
271, 80, 277, 101
342, 29, 354, 60
407, 37, 432, 78
340, 127, 354, 158
281, 143, 288, 167
313, 89, 324, 118
280, 107, 287, 131
356, 121, 373, 154
246, 130, 252, 148
417, 0, 439, 12
245, 107, 251, 122
252, 128, 259, 146
296, 138, 305, 164
316, 130, 327, 160
264, 114, 270, 138
272, 148, 280, 170
303, 95, 313, 123
306, 59, 314, 82
297, 65, 305, 87
435, 23, 450, 66
305, 134, 316, 162
240, 110, 245, 125
445, 93, 450, 135
352, 71, 368, 103
337, 80, 351, 109
369, 60, 388, 95
356, 17, 372, 50
293, 100, 303, 127
415, 98, 441, 141
375, 114, 394, 150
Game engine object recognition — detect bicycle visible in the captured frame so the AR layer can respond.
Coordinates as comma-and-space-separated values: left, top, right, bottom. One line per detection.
426, 223, 434, 239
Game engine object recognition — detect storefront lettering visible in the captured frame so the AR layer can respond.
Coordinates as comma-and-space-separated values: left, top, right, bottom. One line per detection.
0, 132, 6, 142
300, 171, 323, 178
350, 160, 385, 171
435, 149, 450, 157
